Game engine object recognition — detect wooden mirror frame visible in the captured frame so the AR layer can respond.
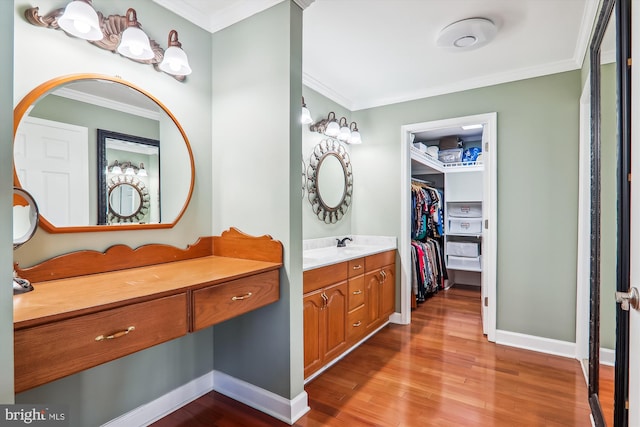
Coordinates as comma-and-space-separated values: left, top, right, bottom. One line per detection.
13, 73, 195, 233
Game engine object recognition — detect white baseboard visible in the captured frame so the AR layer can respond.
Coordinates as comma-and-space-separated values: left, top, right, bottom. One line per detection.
495, 330, 576, 358
102, 369, 310, 426
389, 311, 406, 325
101, 371, 214, 427
212, 370, 310, 425
600, 348, 615, 366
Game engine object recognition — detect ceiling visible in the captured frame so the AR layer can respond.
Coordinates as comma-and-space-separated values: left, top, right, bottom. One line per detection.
153, 0, 601, 111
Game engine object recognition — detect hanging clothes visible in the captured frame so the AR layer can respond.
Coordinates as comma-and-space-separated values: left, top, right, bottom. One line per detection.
410, 182, 447, 303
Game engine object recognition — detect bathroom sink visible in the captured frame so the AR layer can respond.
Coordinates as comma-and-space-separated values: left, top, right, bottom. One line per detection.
302, 245, 375, 269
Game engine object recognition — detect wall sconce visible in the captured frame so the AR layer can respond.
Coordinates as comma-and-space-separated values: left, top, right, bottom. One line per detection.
301, 97, 312, 124
159, 30, 192, 76
25, 3, 192, 81
309, 112, 363, 144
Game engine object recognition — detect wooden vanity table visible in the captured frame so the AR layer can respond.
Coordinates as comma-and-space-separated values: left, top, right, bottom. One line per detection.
13, 228, 283, 393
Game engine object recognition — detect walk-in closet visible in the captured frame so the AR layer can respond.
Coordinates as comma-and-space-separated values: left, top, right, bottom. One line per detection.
400, 113, 497, 340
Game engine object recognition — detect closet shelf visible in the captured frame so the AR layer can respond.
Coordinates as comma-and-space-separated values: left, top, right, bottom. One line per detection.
411, 146, 483, 174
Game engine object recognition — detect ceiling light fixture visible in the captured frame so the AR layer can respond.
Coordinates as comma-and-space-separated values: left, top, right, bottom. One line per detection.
57, 0, 103, 41
436, 18, 497, 52
159, 30, 192, 76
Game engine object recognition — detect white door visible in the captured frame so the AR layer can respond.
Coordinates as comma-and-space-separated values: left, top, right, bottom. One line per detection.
14, 116, 90, 226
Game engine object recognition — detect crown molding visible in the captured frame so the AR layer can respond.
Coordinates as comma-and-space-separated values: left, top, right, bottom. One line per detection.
53, 88, 161, 121
293, 0, 315, 9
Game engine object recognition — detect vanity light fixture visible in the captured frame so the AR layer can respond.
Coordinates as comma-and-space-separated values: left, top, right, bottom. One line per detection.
25, 5, 191, 81
301, 97, 312, 124
309, 112, 363, 144
117, 8, 154, 60
57, 0, 103, 41
159, 30, 192, 76
137, 163, 148, 177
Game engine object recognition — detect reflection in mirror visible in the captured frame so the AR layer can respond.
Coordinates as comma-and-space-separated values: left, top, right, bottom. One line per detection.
98, 129, 159, 225
13, 187, 38, 294
13, 74, 194, 233
306, 138, 353, 224
317, 154, 346, 208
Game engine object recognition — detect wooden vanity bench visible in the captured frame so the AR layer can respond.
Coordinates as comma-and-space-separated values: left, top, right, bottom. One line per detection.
12, 227, 283, 393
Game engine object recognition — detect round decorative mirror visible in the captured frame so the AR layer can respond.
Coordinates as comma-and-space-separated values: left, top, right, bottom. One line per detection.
13, 73, 195, 233
107, 176, 151, 224
307, 138, 353, 223
13, 187, 39, 294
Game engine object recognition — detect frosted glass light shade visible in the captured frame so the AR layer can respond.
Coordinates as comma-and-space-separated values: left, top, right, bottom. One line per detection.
300, 106, 312, 124
117, 26, 154, 60
325, 120, 340, 137
124, 166, 135, 176
137, 163, 148, 177
159, 46, 192, 75
349, 130, 362, 144
338, 124, 351, 141
57, 1, 103, 41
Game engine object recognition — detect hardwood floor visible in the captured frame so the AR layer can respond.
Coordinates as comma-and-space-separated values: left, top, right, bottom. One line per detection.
152, 286, 614, 426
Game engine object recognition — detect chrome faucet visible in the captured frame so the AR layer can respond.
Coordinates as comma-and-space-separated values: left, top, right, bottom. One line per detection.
336, 237, 352, 247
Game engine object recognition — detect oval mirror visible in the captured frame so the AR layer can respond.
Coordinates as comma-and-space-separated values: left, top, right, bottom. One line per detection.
13, 74, 195, 233
13, 187, 39, 249
307, 138, 353, 224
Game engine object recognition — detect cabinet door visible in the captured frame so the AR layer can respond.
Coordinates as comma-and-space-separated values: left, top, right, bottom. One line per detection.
303, 289, 325, 378
380, 264, 396, 319
323, 281, 348, 363
365, 269, 382, 331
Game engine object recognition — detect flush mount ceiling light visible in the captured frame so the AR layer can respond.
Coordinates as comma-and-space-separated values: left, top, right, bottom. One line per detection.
436, 18, 497, 52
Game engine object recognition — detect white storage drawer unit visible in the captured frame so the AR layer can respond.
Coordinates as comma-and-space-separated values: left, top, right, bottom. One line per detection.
448, 202, 482, 218
447, 255, 481, 271
446, 241, 479, 257
448, 218, 482, 234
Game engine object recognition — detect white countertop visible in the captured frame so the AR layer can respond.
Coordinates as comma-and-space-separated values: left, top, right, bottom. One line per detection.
303, 235, 397, 271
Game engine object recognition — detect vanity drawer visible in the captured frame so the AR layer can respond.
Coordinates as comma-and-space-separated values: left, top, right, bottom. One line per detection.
348, 258, 365, 277
14, 293, 188, 393
347, 305, 367, 341
192, 270, 279, 331
303, 261, 347, 293
365, 250, 396, 271
348, 275, 365, 310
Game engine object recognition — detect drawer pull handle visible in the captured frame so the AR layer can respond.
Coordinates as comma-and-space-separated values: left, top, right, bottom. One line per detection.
352, 321, 362, 327
231, 292, 253, 301
95, 326, 135, 342
353, 290, 362, 295
352, 265, 362, 270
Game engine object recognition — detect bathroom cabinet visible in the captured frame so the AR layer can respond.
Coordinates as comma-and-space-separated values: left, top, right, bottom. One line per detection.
303, 250, 395, 379
13, 228, 282, 393
303, 262, 349, 378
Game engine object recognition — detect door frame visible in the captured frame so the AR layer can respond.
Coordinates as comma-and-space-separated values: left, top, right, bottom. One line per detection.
398, 112, 497, 343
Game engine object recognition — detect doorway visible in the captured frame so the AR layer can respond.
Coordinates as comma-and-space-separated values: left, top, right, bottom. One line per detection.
398, 112, 497, 342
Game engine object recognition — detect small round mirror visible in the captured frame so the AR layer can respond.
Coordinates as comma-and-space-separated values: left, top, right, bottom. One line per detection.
13, 187, 39, 249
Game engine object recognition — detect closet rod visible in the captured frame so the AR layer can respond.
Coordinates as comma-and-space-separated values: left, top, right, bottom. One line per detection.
411, 177, 433, 185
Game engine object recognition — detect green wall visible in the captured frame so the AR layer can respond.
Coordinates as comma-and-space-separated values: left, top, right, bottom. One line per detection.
345, 71, 582, 342
11, 1, 214, 425
0, 0, 15, 404
210, 1, 304, 399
